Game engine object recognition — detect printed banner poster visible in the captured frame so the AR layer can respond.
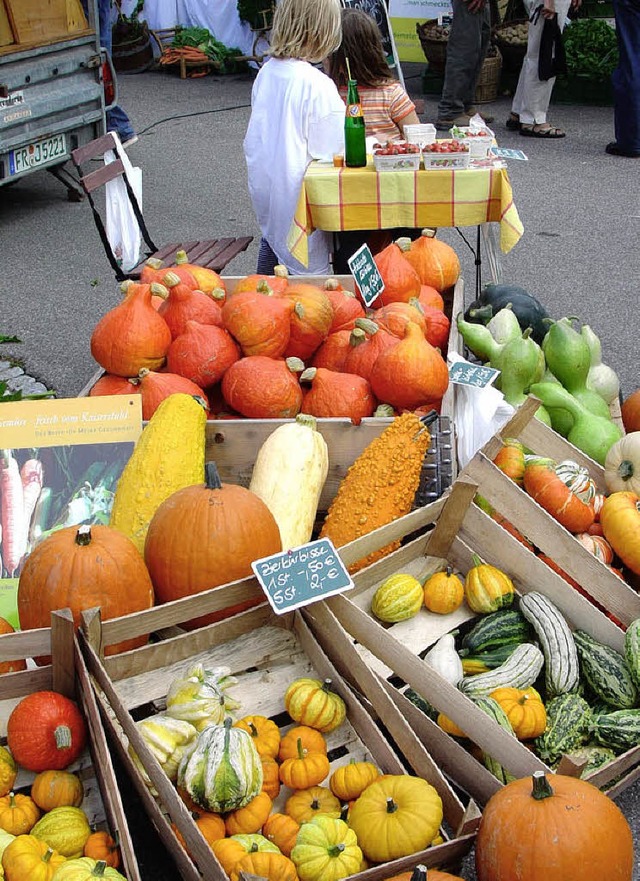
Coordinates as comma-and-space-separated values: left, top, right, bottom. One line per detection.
389, 0, 453, 62
0, 395, 142, 627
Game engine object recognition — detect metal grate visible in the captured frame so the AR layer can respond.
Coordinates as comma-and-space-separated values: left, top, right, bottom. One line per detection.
414, 415, 454, 508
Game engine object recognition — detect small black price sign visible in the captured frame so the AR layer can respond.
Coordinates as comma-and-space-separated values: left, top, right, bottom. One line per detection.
251, 538, 354, 615
449, 360, 500, 388
347, 243, 385, 307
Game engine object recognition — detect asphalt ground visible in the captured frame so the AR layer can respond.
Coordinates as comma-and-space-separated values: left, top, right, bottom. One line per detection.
1, 62, 639, 877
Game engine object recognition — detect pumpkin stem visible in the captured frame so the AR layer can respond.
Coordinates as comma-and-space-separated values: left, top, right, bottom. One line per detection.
321, 678, 334, 694
75, 525, 92, 546
43, 848, 55, 863
163, 271, 180, 288
374, 403, 395, 418
354, 317, 379, 336
340, 803, 350, 821
210, 287, 226, 301
204, 462, 222, 491
349, 327, 367, 348
411, 866, 428, 881
407, 297, 425, 314
286, 357, 305, 375
471, 554, 484, 568
249, 722, 259, 738
328, 843, 346, 857
296, 737, 306, 761
324, 277, 341, 291
256, 280, 274, 296
54, 724, 73, 750
175, 249, 188, 264
250, 843, 259, 852
421, 228, 437, 239
149, 282, 169, 300
294, 302, 306, 319
385, 796, 398, 814
311, 798, 320, 810
274, 264, 289, 279
531, 770, 554, 800
145, 256, 164, 270
295, 414, 318, 431
93, 861, 108, 877
300, 367, 317, 384
395, 236, 412, 252
120, 279, 134, 294
618, 460, 634, 481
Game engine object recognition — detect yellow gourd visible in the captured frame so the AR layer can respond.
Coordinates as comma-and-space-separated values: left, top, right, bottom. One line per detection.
249, 414, 329, 549
30, 806, 91, 858
371, 574, 423, 623
320, 414, 431, 573
109, 393, 207, 553
423, 566, 464, 615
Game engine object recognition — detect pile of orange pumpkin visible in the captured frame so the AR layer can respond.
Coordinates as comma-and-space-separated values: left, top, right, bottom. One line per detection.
0, 690, 124, 880
87, 232, 461, 423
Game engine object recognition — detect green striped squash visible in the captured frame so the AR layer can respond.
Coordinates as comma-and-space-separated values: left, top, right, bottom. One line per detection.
519, 592, 579, 698
590, 709, 640, 752
473, 696, 517, 784
371, 573, 423, 623
574, 629, 638, 709
458, 642, 544, 698
460, 608, 533, 655
535, 693, 591, 765
624, 618, 640, 691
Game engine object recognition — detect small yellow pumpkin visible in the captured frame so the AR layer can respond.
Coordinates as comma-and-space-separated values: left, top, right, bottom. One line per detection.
436, 713, 468, 738
261, 755, 281, 800
230, 851, 298, 881
291, 815, 362, 881
279, 727, 326, 761
42, 856, 127, 879
329, 760, 380, 801
0, 750, 17, 801
464, 555, 515, 613
0, 793, 40, 835
489, 687, 547, 740
30, 805, 91, 858
285, 785, 341, 825
0, 835, 65, 881
423, 566, 464, 615
371, 573, 424, 623
234, 715, 281, 760
284, 679, 346, 733
83, 831, 121, 869
31, 771, 84, 812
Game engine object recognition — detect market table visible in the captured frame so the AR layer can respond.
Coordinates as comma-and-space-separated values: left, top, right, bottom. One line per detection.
288, 158, 524, 285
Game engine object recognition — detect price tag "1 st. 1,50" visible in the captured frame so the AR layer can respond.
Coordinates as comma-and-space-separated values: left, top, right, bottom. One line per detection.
251, 537, 354, 615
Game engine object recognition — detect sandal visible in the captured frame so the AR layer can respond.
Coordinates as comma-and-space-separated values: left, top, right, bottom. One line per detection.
506, 114, 521, 131
520, 124, 566, 138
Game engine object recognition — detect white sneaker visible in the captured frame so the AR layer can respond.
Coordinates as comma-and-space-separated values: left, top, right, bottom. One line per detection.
121, 135, 139, 149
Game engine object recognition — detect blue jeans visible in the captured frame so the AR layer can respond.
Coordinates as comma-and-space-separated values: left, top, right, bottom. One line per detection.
256, 238, 280, 274
612, 0, 640, 152
438, 0, 492, 120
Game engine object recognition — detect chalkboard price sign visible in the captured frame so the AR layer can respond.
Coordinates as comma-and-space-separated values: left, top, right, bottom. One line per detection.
449, 360, 500, 389
348, 243, 385, 307
252, 538, 354, 615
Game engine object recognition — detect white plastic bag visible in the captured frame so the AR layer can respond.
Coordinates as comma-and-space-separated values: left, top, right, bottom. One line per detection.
104, 134, 143, 272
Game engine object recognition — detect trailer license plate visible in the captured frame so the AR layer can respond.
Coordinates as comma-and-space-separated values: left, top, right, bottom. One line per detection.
9, 134, 67, 175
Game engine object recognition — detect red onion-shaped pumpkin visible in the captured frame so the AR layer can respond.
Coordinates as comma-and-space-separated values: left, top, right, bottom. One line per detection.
136, 368, 208, 420
222, 283, 294, 358
403, 229, 460, 292
422, 304, 451, 351
158, 271, 223, 339
416, 284, 445, 312
323, 279, 366, 332
231, 265, 290, 296
144, 461, 282, 628
282, 283, 334, 360
522, 458, 596, 534
370, 238, 421, 306
370, 321, 449, 410
173, 250, 227, 300
17, 524, 154, 664
222, 356, 304, 418
373, 300, 428, 338
311, 330, 353, 372
167, 321, 240, 387
139, 256, 168, 285
7, 691, 87, 772
342, 318, 400, 382
301, 367, 376, 424
88, 374, 139, 397
90, 281, 172, 377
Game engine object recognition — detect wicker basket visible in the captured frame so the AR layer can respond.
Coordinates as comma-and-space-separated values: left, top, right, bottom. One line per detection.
493, 18, 529, 73
475, 46, 502, 103
417, 19, 449, 73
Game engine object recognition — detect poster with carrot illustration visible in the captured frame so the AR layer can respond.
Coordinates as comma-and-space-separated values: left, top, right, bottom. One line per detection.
0, 395, 142, 626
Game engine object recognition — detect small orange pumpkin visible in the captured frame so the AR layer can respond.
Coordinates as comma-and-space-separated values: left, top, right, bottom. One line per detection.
224, 792, 273, 836
234, 715, 281, 759
423, 566, 464, 615
83, 831, 121, 869
174, 812, 226, 856
283, 282, 334, 360
263, 813, 300, 857
329, 760, 380, 801
31, 770, 83, 812
403, 229, 461, 292
279, 727, 327, 762
285, 785, 341, 825
372, 238, 421, 305
493, 438, 526, 485
0, 791, 41, 834
279, 737, 330, 790
489, 687, 547, 740
231, 851, 298, 881
261, 756, 281, 800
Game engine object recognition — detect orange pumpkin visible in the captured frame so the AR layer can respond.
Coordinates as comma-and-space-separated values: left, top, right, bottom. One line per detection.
311, 330, 353, 373
234, 715, 281, 759
166, 320, 239, 388
475, 772, 634, 881
575, 532, 614, 564
387, 865, 465, 881
0, 617, 27, 675
371, 239, 421, 305
301, 366, 376, 424
31, 771, 83, 811
423, 566, 464, 615
523, 458, 596, 534
173, 250, 227, 298
416, 284, 445, 311
369, 321, 449, 411
88, 374, 139, 398
261, 756, 281, 800
621, 389, 640, 433
230, 851, 298, 881
135, 367, 208, 421
263, 813, 300, 857
601, 491, 640, 575
17, 524, 154, 663
0, 792, 40, 834
285, 785, 341, 825
222, 355, 304, 418
342, 318, 399, 382
421, 304, 451, 352
283, 283, 334, 360
493, 438, 527, 485
222, 284, 294, 358
144, 461, 281, 628
212, 837, 248, 876
279, 737, 330, 789
231, 265, 290, 296
158, 271, 223, 339
174, 812, 226, 858
403, 229, 460, 292
6, 691, 87, 773
83, 831, 121, 868
374, 301, 428, 338
323, 280, 366, 332
278, 727, 327, 762
90, 281, 172, 376
224, 792, 273, 836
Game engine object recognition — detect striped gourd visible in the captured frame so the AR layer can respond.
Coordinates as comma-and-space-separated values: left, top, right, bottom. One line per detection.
555, 459, 597, 506
519, 592, 579, 697
403, 688, 439, 721
624, 618, 640, 691
535, 693, 591, 765
460, 608, 533, 655
473, 696, 517, 784
573, 629, 638, 709
371, 573, 424, 623
564, 744, 616, 776
458, 643, 544, 698
590, 709, 640, 752
177, 718, 263, 813
461, 644, 520, 675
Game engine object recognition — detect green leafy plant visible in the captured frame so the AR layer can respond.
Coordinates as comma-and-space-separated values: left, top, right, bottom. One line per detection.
113, 0, 147, 41
0, 335, 54, 402
172, 26, 247, 73
237, 0, 275, 30
563, 19, 618, 79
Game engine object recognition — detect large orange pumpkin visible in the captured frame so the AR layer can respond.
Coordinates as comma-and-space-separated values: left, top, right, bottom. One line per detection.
403, 229, 460, 292
342, 318, 399, 382
475, 772, 634, 881
222, 285, 294, 358
158, 271, 223, 339
144, 461, 281, 628
166, 320, 240, 388
301, 367, 376, 424
17, 524, 154, 663
371, 239, 421, 306
323, 280, 366, 332
283, 283, 334, 360
136, 368, 208, 420
222, 356, 304, 418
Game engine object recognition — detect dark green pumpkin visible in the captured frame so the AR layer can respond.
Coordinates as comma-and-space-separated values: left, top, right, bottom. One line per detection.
464, 283, 552, 344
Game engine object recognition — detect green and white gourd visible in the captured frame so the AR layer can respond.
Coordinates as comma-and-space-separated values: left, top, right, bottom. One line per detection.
624, 618, 640, 691
178, 717, 263, 813
535, 693, 591, 765
519, 592, 580, 698
473, 696, 517, 784
573, 630, 638, 709
459, 608, 533, 655
590, 709, 640, 752
458, 642, 544, 698
165, 663, 241, 732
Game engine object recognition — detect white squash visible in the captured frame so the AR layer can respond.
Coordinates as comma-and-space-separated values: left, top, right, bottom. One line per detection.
604, 433, 640, 495
582, 324, 620, 404
249, 414, 329, 550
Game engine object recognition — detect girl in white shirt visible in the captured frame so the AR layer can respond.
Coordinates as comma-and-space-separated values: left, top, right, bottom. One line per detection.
243, 0, 346, 275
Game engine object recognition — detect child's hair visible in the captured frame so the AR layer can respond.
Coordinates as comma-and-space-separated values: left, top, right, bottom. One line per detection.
327, 8, 393, 88
269, 0, 342, 64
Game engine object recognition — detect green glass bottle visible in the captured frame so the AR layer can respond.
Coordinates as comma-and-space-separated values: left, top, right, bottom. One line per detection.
344, 78, 366, 168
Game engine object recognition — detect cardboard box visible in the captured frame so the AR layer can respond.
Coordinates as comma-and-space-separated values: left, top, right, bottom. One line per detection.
313, 471, 640, 806
0, 611, 141, 880
78, 598, 478, 880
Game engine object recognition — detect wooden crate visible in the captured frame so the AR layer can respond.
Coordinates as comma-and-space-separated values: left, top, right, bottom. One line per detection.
0, 0, 90, 51
78, 596, 479, 881
0, 610, 140, 880
462, 398, 640, 625
311, 474, 640, 806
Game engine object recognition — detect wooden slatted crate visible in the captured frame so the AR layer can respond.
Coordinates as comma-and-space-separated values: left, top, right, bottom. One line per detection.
0, 610, 141, 880
309, 471, 640, 806
77, 595, 479, 881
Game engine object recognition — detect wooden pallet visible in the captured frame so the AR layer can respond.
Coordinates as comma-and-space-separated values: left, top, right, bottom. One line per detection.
78, 602, 478, 880
0, 611, 141, 880
308, 470, 640, 806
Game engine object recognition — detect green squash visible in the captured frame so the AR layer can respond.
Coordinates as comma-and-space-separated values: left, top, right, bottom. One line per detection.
464, 282, 552, 344
177, 717, 263, 813
30, 805, 91, 858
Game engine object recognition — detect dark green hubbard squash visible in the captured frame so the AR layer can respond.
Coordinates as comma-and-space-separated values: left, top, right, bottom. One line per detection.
463, 283, 552, 344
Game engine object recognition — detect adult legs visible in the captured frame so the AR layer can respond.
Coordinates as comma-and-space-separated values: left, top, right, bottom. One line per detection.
93, 0, 136, 142
256, 237, 280, 274
611, 0, 640, 153
437, 0, 488, 121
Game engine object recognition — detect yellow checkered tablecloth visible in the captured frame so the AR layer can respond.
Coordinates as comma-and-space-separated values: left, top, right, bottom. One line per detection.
288, 159, 524, 268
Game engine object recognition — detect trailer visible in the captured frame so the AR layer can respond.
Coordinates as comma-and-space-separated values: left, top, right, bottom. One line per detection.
0, 0, 110, 199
